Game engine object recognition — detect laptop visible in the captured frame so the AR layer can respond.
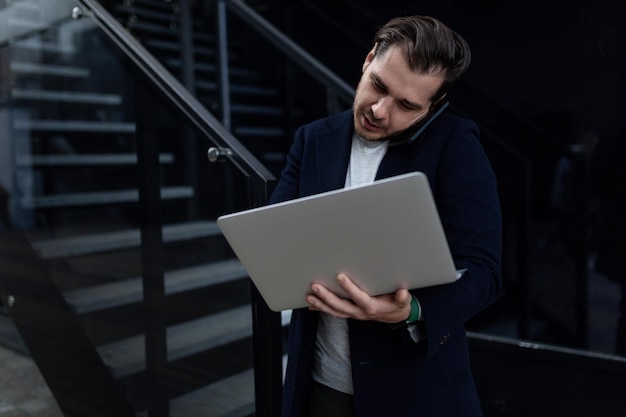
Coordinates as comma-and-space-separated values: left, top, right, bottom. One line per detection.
217, 172, 459, 312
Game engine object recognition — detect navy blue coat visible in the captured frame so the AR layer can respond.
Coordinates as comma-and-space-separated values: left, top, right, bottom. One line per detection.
269, 109, 502, 417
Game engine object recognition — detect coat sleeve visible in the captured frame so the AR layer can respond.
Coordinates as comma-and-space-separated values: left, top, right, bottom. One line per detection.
413, 118, 503, 356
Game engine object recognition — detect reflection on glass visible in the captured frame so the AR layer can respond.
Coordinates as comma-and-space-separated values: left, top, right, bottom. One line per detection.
0, 1, 265, 415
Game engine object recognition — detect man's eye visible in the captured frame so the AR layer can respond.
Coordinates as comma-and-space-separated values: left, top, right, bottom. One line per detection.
372, 79, 385, 92
400, 102, 419, 112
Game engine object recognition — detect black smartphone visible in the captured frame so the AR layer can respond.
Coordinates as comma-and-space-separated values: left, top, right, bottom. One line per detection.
388, 101, 449, 147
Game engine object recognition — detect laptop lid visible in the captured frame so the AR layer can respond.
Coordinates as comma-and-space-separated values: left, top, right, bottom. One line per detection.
217, 172, 458, 312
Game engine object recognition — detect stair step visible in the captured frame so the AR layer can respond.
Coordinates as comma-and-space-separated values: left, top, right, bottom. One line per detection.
170, 368, 255, 417
122, 0, 176, 12
115, 5, 178, 24
8, 0, 38, 12
98, 308, 291, 378
20, 186, 193, 209
12, 39, 72, 55
128, 22, 214, 43
31, 220, 221, 260
11, 89, 123, 105
14, 119, 136, 133
144, 39, 215, 57
128, 20, 180, 37
144, 38, 192, 53
261, 151, 287, 162
231, 84, 278, 96
99, 305, 252, 378
164, 60, 258, 80
10, 62, 90, 78
6, 16, 41, 31
196, 80, 278, 97
169, 354, 289, 417
231, 103, 284, 116
16, 153, 174, 166
233, 126, 285, 138
64, 259, 248, 314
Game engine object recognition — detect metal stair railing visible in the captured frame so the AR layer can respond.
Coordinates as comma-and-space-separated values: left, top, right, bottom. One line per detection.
74, 0, 275, 197
219, 0, 355, 118
74, 0, 278, 414
1, 1, 277, 417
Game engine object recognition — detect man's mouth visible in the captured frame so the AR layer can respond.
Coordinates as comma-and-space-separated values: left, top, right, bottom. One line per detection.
362, 114, 380, 131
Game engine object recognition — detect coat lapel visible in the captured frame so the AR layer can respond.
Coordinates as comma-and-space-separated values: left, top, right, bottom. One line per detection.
313, 112, 353, 193
376, 141, 420, 180
309, 110, 422, 189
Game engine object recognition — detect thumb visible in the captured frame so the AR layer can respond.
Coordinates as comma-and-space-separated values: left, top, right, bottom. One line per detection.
395, 288, 412, 305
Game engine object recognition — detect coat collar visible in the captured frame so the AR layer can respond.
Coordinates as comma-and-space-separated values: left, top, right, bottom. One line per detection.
312, 110, 422, 189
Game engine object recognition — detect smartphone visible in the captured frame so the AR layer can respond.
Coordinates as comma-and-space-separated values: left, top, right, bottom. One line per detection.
388, 101, 449, 147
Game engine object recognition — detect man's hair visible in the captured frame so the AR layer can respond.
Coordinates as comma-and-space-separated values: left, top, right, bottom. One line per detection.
373, 15, 471, 101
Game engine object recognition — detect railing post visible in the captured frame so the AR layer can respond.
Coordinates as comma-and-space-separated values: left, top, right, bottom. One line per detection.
248, 174, 281, 417
216, 0, 231, 130
136, 76, 169, 417
179, 0, 195, 93
251, 285, 283, 417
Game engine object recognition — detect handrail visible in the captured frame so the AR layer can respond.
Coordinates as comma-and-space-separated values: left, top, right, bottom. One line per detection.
224, 0, 355, 108
72, 0, 275, 186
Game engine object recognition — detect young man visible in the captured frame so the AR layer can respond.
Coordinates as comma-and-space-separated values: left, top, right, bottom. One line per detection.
269, 15, 502, 417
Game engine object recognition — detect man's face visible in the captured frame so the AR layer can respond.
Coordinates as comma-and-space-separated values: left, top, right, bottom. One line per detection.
353, 45, 444, 141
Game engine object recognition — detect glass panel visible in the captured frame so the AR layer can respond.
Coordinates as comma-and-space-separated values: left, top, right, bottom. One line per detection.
0, 2, 266, 416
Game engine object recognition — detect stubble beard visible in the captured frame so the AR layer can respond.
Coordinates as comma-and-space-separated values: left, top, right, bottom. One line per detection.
353, 107, 387, 141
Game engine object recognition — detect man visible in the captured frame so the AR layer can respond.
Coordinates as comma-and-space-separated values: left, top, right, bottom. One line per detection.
269, 15, 502, 417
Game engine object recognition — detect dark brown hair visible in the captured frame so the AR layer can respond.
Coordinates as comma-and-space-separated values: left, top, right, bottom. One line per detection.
373, 16, 471, 100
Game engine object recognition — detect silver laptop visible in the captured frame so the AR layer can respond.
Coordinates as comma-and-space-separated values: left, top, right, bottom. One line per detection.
217, 172, 459, 312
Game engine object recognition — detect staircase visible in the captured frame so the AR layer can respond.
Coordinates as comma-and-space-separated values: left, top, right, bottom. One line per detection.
1, 0, 287, 415
110, 0, 301, 176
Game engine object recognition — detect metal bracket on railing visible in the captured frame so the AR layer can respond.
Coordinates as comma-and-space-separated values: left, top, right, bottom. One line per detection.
71, 5, 95, 20
207, 147, 233, 162
71, 6, 83, 20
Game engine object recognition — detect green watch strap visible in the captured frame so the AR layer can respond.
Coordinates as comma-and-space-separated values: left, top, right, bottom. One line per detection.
407, 295, 420, 323
389, 295, 421, 330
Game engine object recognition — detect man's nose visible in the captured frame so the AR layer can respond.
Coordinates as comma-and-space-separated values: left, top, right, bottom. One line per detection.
371, 96, 392, 120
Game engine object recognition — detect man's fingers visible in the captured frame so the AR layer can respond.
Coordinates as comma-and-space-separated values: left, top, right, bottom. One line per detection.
308, 275, 413, 322
307, 283, 355, 317
336, 273, 370, 305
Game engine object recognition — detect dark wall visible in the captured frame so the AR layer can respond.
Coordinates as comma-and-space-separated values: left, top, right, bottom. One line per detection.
469, 333, 626, 417
276, 0, 626, 143
439, 0, 625, 141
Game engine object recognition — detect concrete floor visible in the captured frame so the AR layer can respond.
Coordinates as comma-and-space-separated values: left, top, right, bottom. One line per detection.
0, 345, 63, 417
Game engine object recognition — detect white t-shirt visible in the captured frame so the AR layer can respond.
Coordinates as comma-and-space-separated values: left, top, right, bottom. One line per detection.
311, 133, 389, 394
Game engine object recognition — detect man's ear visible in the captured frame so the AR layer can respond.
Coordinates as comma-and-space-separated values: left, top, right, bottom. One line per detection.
362, 44, 378, 72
